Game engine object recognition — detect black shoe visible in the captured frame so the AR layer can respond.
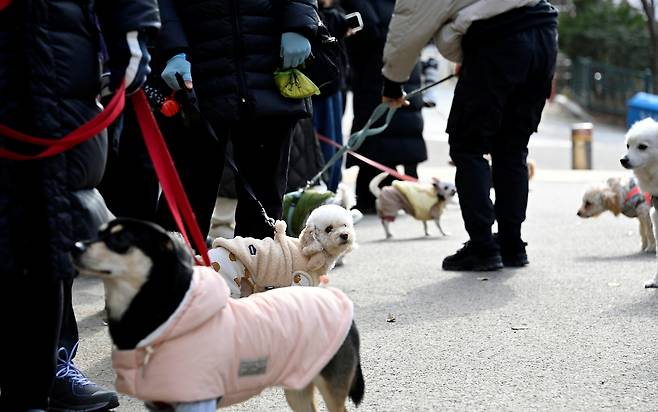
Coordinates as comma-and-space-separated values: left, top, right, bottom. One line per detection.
49, 344, 119, 412
442, 242, 503, 271
493, 233, 529, 267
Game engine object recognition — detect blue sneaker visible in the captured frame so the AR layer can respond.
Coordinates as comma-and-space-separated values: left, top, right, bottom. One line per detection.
49, 343, 119, 412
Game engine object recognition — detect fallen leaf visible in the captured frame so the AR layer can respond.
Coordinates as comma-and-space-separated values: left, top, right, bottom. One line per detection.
511, 325, 529, 331
477, 277, 489, 281
386, 313, 396, 323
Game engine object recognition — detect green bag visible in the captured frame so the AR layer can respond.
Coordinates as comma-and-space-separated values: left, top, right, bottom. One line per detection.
274, 68, 321, 99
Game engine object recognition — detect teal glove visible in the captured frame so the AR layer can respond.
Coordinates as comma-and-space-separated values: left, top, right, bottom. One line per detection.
161, 53, 192, 90
280, 32, 311, 69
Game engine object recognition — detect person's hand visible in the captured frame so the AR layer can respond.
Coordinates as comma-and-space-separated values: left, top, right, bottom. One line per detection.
161, 53, 193, 91
382, 94, 410, 109
108, 30, 152, 95
280, 32, 311, 69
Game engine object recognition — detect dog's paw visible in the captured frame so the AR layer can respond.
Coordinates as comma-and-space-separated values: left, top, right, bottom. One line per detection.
645, 244, 657, 254
644, 278, 658, 288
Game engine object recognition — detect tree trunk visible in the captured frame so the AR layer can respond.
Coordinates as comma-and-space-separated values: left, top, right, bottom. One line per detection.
641, 0, 658, 91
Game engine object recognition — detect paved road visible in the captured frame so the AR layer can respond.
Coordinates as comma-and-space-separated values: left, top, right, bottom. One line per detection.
71, 83, 658, 411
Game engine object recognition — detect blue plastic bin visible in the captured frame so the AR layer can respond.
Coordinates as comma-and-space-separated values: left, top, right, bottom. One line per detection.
627, 92, 658, 128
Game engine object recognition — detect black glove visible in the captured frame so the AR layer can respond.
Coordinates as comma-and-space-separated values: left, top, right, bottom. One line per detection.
382, 76, 404, 99
107, 30, 152, 95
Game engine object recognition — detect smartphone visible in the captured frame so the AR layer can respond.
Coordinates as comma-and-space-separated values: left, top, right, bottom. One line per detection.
345, 12, 363, 33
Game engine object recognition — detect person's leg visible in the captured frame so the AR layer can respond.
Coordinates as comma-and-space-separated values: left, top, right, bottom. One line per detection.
0, 276, 63, 411
313, 93, 344, 192
402, 163, 418, 179
445, 61, 499, 254
155, 116, 226, 237
231, 117, 294, 238
0, 162, 63, 411
49, 278, 119, 411
208, 196, 237, 239
354, 160, 395, 213
491, 25, 557, 265
97, 101, 159, 221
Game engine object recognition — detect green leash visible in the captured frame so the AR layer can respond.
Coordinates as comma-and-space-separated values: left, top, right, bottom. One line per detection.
307, 73, 455, 188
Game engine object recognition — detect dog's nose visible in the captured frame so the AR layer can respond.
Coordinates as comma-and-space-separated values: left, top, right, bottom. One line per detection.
577, 210, 582, 217
71, 241, 87, 258
340, 233, 349, 241
620, 157, 631, 169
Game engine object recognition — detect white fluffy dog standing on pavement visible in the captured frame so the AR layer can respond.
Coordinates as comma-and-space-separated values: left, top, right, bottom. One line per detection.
621, 117, 658, 287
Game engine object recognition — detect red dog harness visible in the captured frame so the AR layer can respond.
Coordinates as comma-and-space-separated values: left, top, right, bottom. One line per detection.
622, 179, 651, 218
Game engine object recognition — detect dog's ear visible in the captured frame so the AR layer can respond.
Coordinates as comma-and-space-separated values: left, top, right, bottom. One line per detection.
299, 224, 324, 256
603, 189, 622, 215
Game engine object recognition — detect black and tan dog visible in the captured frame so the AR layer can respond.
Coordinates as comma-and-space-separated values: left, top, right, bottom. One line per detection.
73, 218, 364, 412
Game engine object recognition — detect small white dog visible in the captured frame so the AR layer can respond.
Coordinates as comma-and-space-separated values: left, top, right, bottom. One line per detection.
283, 183, 362, 237
369, 172, 457, 239
621, 117, 658, 287
211, 204, 356, 297
577, 176, 655, 253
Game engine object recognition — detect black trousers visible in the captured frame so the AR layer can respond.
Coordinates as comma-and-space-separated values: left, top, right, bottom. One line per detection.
447, 25, 557, 251
100, 103, 294, 240
98, 101, 160, 222
0, 163, 78, 410
155, 116, 295, 239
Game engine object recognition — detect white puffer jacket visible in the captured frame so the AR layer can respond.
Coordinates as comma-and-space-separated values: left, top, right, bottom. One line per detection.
382, 0, 539, 82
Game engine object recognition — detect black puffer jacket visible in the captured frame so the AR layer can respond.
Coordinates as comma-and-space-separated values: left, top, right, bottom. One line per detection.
158, 0, 319, 123
0, 0, 160, 281
343, 0, 427, 166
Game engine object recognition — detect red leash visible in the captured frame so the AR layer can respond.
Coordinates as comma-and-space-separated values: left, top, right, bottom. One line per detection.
0, 84, 126, 160
316, 133, 418, 182
131, 90, 210, 266
0, 83, 210, 266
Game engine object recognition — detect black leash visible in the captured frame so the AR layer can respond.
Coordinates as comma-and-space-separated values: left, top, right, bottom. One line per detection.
173, 74, 276, 228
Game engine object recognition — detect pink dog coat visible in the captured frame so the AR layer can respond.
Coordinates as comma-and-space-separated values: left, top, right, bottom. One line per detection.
111, 266, 354, 406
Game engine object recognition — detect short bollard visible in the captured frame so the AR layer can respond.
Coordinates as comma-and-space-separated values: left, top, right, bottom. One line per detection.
571, 122, 593, 170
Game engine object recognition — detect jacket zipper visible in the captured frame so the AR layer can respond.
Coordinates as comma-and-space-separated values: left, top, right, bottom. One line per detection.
230, 0, 249, 107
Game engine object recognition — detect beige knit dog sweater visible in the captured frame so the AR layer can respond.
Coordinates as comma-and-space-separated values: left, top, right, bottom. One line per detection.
211, 221, 320, 296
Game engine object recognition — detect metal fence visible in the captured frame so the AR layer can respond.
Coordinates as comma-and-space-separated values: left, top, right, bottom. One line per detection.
558, 57, 657, 116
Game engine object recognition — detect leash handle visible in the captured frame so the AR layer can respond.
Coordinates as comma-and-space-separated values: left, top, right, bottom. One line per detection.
131, 90, 211, 266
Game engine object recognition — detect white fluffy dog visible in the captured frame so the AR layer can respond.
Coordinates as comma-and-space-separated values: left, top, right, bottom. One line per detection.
577, 176, 655, 253
621, 117, 658, 287
210, 204, 356, 297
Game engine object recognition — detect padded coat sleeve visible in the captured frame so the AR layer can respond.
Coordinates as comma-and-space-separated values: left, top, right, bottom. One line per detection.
281, 0, 319, 40
382, 0, 448, 83
96, 0, 161, 35
156, 0, 189, 59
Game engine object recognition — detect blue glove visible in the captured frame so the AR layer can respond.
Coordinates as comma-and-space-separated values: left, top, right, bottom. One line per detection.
280, 32, 311, 69
108, 30, 152, 95
161, 53, 193, 91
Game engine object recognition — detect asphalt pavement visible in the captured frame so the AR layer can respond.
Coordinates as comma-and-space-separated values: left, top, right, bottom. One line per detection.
71, 82, 658, 411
